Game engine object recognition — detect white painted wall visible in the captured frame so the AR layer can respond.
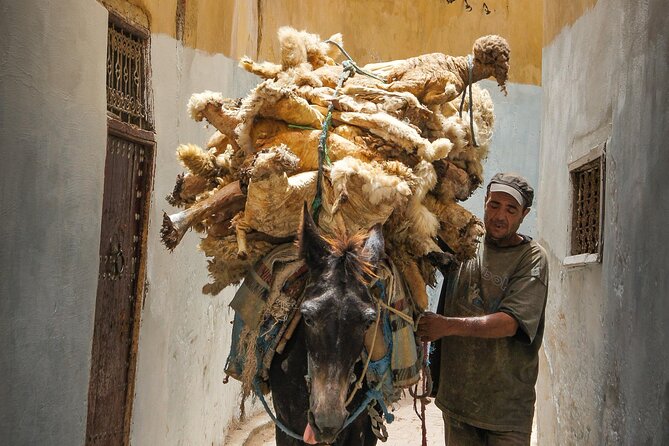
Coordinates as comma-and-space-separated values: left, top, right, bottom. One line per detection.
129, 36, 260, 446
536, 5, 614, 441
537, 0, 669, 444
428, 80, 542, 311
0, 1, 108, 444
464, 79, 543, 238
0, 4, 543, 443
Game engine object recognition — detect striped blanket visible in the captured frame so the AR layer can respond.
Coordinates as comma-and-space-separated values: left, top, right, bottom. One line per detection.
224, 244, 423, 402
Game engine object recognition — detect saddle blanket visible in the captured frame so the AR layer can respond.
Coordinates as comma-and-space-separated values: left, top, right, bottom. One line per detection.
224, 244, 423, 401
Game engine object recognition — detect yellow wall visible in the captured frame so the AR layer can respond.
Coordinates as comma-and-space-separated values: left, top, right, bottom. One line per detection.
257, 1, 542, 85
543, 0, 598, 46
101, 0, 543, 86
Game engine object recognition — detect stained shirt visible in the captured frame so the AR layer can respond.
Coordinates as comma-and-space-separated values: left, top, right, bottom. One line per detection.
435, 236, 549, 433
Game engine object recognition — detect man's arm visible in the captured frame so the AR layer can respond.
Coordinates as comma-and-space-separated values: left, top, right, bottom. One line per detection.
416, 311, 518, 342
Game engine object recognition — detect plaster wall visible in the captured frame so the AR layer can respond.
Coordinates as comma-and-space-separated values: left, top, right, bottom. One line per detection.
249, 0, 542, 86
0, 1, 544, 444
129, 35, 259, 446
0, 1, 108, 444
462, 80, 542, 238
123, 3, 542, 442
428, 79, 541, 338
537, 0, 669, 443
100, 0, 543, 86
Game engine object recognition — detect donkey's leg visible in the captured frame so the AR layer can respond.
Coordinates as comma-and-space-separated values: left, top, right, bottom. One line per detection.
334, 412, 378, 446
269, 324, 309, 446
274, 427, 305, 446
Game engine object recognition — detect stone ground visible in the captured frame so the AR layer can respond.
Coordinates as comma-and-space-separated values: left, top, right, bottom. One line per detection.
224, 395, 538, 445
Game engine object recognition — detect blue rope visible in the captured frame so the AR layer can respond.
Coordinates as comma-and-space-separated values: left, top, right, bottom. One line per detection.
341, 387, 395, 430
312, 64, 351, 220
367, 282, 393, 376
251, 279, 396, 441
374, 281, 394, 353
253, 378, 394, 441
253, 379, 305, 441
311, 42, 386, 221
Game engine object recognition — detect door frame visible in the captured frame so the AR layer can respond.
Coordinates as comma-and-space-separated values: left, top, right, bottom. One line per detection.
87, 8, 155, 442
109, 117, 155, 445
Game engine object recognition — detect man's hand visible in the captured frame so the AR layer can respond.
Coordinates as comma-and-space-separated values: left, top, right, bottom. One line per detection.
416, 312, 451, 342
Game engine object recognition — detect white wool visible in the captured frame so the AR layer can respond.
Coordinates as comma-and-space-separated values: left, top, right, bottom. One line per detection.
443, 84, 458, 102
324, 33, 343, 59
234, 81, 281, 152
278, 26, 308, 68
408, 203, 440, 235
171, 29, 507, 295
362, 172, 412, 206
442, 116, 468, 151
405, 202, 441, 255
411, 161, 437, 199
471, 85, 494, 148
288, 171, 317, 189
188, 91, 224, 121
330, 157, 411, 206
336, 112, 432, 159
215, 148, 234, 170
416, 137, 454, 162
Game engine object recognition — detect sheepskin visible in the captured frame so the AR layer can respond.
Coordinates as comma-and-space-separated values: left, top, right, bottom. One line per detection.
164, 26, 507, 297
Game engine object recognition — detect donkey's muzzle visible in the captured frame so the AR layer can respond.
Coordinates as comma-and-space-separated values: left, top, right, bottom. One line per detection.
309, 409, 348, 444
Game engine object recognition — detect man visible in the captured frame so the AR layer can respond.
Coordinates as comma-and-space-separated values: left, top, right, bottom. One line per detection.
418, 173, 548, 445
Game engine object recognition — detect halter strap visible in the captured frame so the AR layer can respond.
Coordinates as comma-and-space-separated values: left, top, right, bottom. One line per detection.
252, 281, 395, 441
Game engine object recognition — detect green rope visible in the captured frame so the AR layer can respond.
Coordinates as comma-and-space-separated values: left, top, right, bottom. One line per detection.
313, 68, 349, 221
311, 44, 386, 222
287, 124, 320, 131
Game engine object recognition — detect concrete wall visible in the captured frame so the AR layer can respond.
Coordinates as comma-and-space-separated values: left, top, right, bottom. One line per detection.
129, 37, 259, 445
0, 1, 108, 444
252, 0, 543, 86
109, 0, 542, 86
463, 80, 542, 238
537, 0, 669, 444
0, 1, 543, 444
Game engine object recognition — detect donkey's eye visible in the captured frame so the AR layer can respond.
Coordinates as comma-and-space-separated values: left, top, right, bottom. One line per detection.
300, 302, 317, 327
302, 314, 315, 327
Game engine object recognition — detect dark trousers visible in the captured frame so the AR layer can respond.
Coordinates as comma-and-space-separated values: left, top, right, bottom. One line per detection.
443, 414, 531, 446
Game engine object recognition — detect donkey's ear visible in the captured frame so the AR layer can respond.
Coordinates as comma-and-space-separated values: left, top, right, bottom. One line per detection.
298, 202, 329, 270
363, 224, 386, 266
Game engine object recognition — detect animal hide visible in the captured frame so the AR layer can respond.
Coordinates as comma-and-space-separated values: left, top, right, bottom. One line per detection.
163, 27, 508, 299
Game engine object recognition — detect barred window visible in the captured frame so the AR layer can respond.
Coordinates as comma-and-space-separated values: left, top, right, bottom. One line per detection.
570, 148, 605, 257
107, 17, 153, 130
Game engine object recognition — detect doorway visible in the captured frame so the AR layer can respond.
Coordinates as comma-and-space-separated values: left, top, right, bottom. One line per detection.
86, 13, 154, 446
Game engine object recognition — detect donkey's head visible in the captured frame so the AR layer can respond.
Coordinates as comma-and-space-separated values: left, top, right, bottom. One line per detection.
297, 205, 385, 444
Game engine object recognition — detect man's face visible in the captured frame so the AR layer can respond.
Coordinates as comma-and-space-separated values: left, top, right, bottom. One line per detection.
484, 191, 530, 243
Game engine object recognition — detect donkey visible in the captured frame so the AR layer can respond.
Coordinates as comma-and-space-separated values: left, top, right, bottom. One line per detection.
268, 205, 384, 445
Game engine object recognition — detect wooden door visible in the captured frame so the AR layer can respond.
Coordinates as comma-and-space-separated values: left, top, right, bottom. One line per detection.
87, 13, 153, 445
86, 122, 153, 446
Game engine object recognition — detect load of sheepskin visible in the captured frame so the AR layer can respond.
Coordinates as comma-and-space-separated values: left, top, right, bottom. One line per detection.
161, 27, 509, 308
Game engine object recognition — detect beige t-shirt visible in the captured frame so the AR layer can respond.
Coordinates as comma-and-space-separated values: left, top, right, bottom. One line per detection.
435, 237, 549, 433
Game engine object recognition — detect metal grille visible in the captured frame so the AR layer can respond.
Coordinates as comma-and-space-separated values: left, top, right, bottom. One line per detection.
107, 22, 151, 129
571, 157, 603, 255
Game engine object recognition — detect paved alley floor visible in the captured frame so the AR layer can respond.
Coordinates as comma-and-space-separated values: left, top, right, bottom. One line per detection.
226, 395, 443, 445
224, 394, 538, 445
